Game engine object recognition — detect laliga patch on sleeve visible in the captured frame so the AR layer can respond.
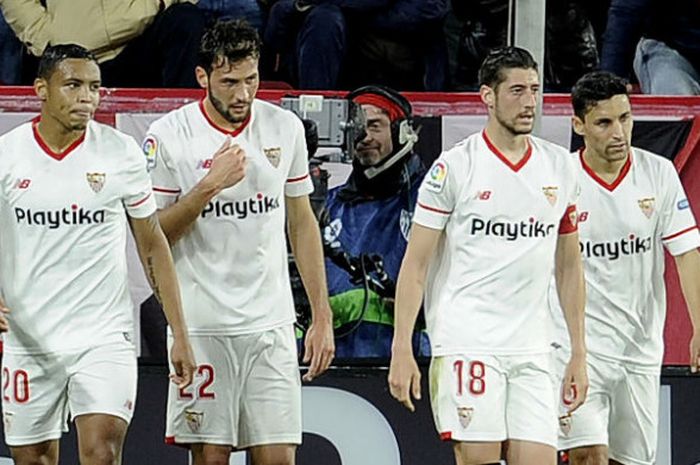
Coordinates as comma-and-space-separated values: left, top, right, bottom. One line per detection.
677, 198, 690, 210
425, 160, 448, 193
142, 135, 158, 172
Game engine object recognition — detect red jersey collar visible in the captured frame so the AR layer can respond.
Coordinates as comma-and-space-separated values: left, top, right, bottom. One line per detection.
199, 99, 251, 136
32, 116, 86, 161
482, 130, 532, 172
579, 147, 632, 192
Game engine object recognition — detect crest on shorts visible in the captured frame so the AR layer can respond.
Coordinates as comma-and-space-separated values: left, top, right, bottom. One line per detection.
638, 197, 655, 218
3, 412, 13, 433
264, 147, 282, 168
185, 409, 204, 433
86, 172, 106, 193
559, 414, 572, 436
457, 406, 474, 429
542, 186, 558, 206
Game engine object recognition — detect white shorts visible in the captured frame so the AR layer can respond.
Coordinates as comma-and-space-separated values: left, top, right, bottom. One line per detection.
552, 349, 659, 465
1, 341, 137, 446
430, 353, 557, 447
166, 325, 301, 449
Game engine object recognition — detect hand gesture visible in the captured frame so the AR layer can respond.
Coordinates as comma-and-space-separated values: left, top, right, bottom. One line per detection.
302, 311, 335, 382
388, 349, 421, 412
204, 137, 247, 192
169, 336, 197, 389
561, 352, 588, 414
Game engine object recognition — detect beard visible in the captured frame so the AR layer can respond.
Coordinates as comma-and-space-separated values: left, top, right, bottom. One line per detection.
208, 85, 251, 124
495, 112, 533, 136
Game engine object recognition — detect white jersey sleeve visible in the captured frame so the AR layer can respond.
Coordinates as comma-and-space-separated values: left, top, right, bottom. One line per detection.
284, 116, 313, 197
143, 131, 181, 209
122, 137, 157, 218
659, 161, 700, 255
414, 150, 461, 230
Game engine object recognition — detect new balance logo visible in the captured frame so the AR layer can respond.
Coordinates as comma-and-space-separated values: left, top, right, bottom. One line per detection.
15, 205, 106, 229
197, 159, 213, 169
475, 190, 492, 200
15, 179, 31, 189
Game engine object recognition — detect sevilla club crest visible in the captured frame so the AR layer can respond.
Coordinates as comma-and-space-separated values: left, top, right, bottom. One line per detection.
264, 147, 282, 168
457, 406, 474, 428
542, 186, 558, 206
638, 197, 655, 218
185, 410, 204, 433
86, 172, 106, 193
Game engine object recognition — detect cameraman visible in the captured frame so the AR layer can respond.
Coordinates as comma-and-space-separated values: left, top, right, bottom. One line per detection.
322, 85, 430, 358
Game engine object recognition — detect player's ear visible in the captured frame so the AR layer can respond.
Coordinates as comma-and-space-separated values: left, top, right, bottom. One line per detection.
572, 115, 585, 136
195, 66, 209, 90
34, 78, 48, 101
480, 84, 495, 109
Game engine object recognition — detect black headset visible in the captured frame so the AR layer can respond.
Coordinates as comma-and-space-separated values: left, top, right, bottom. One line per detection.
346, 85, 419, 179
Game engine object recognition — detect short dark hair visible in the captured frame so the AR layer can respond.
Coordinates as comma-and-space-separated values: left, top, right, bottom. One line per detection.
478, 46, 538, 88
37, 44, 98, 80
571, 71, 629, 120
198, 19, 261, 73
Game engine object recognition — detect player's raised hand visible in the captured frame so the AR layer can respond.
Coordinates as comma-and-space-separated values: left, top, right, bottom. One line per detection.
562, 352, 588, 414
204, 136, 247, 192
169, 336, 197, 389
0, 297, 9, 333
302, 309, 335, 382
689, 330, 700, 373
388, 349, 421, 412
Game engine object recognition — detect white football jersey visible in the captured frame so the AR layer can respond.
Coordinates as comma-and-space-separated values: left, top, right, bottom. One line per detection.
145, 99, 312, 335
414, 131, 579, 357
0, 119, 156, 354
549, 148, 700, 372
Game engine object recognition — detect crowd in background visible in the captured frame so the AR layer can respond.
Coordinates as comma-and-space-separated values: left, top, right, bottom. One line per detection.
0, 0, 698, 94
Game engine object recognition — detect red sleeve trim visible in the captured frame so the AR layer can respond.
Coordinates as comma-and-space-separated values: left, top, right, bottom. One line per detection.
153, 186, 182, 195
558, 204, 578, 234
662, 225, 699, 241
440, 432, 452, 441
127, 192, 153, 208
418, 202, 451, 215
286, 173, 310, 183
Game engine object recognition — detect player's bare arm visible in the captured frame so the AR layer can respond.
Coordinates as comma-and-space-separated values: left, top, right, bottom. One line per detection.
286, 194, 335, 381
157, 137, 247, 244
555, 229, 588, 413
674, 248, 700, 373
0, 296, 9, 333
389, 224, 441, 412
129, 212, 196, 388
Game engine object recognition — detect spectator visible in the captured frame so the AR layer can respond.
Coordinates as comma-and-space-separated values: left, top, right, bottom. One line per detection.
321, 85, 430, 358
197, 0, 267, 36
0, 0, 206, 88
0, 10, 22, 84
446, 0, 599, 91
264, 0, 448, 90
600, 0, 700, 95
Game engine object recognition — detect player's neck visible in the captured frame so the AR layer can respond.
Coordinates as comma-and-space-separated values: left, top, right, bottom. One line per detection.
484, 123, 530, 164
202, 97, 243, 132
35, 113, 86, 153
582, 148, 628, 183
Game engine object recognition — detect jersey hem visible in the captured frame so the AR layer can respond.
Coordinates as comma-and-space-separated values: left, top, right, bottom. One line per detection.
170, 318, 295, 337
431, 346, 551, 357
3, 335, 133, 355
